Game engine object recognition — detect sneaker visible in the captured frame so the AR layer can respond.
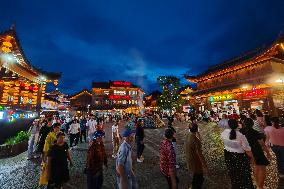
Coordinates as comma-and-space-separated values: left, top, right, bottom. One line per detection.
137, 158, 143, 163
175, 165, 180, 169
112, 154, 117, 158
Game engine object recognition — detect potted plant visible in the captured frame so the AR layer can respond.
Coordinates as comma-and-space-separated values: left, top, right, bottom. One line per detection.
0, 131, 30, 158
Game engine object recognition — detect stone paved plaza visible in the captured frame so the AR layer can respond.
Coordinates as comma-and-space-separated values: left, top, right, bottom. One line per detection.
0, 120, 283, 189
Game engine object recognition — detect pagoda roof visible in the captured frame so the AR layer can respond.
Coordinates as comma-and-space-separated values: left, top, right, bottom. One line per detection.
0, 25, 61, 82
185, 34, 284, 83
69, 89, 92, 99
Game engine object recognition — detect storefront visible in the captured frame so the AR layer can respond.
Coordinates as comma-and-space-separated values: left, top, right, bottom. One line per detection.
186, 36, 284, 116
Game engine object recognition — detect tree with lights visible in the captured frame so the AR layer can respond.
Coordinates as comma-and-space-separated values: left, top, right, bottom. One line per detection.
157, 76, 184, 113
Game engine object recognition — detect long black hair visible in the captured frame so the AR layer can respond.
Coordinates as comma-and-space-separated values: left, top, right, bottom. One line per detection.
228, 119, 238, 140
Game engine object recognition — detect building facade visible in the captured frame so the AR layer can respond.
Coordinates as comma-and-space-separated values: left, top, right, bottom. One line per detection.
0, 26, 60, 111
92, 81, 144, 114
69, 89, 92, 112
186, 36, 284, 116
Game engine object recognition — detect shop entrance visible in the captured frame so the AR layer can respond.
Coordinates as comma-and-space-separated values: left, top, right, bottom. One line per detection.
250, 100, 264, 110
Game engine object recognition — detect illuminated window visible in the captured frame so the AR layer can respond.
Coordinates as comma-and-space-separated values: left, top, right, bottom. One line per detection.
8, 95, 13, 102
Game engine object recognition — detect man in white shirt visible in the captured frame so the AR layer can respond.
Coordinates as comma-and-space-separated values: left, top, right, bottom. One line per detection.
87, 116, 97, 142
68, 119, 80, 147
112, 121, 120, 158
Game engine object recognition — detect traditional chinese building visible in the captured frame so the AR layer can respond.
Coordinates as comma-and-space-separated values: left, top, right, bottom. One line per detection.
144, 90, 161, 111
92, 81, 144, 114
0, 26, 61, 111
185, 35, 284, 115
69, 89, 92, 112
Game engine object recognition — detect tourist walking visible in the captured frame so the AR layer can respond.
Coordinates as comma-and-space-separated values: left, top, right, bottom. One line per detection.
27, 119, 40, 160
221, 119, 254, 189
218, 114, 229, 130
85, 130, 108, 189
184, 123, 207, 189
47, 131, 73, 189
69, 119, 80, 148
265, 117, 284, 178
116, 128, 136, 189
240, 118, 271, 189
87, 116, 97, 142
159, 128, 178, 189
168, 118, 179, 168
43, 123, 61, 162
252, 110, 265, 135
37, 118, 53, 154
112, 121, 120, 158
80, 116, 87, 143
135, 119, 145, 163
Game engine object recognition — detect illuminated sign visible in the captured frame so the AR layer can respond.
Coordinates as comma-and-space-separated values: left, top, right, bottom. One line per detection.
112, 81, 131, 87
5, 111, 38, 123
109, 95, 131, 100
114, 90, 126, 95
209, 94, 234, 102
244, 89, 266, 97
0, 111, 4, 120
0, 106, 4, 111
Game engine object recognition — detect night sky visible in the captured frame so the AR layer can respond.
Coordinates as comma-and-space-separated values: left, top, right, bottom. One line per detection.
1, 1, 284, 94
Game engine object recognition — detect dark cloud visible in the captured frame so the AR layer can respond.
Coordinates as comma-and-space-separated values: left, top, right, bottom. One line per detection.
1, 0, 284, 94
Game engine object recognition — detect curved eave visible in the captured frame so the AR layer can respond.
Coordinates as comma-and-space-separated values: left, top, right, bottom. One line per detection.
1, 27, 61, 80
186, 42, 284, 83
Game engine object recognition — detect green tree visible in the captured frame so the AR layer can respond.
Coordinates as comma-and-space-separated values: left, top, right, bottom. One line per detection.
157, 76, 184, 113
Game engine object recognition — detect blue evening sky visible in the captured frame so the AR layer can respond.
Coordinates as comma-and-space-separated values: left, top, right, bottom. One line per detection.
1, 0, 284, 94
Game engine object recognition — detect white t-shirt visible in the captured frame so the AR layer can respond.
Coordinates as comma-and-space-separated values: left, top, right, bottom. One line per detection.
112, 125, 119, 139
87, 119, 97, 135
221, 129, 251, 153
69, 123, 80, 134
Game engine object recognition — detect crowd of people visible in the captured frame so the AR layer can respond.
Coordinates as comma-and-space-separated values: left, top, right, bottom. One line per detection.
24, 108, 284, 189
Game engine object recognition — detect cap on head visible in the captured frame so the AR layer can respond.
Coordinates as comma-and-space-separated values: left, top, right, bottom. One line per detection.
122, 128, 135, 137
93, 130, 105, 140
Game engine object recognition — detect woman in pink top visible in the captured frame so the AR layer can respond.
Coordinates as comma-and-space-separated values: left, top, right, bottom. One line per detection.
265, 117, 284, 178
